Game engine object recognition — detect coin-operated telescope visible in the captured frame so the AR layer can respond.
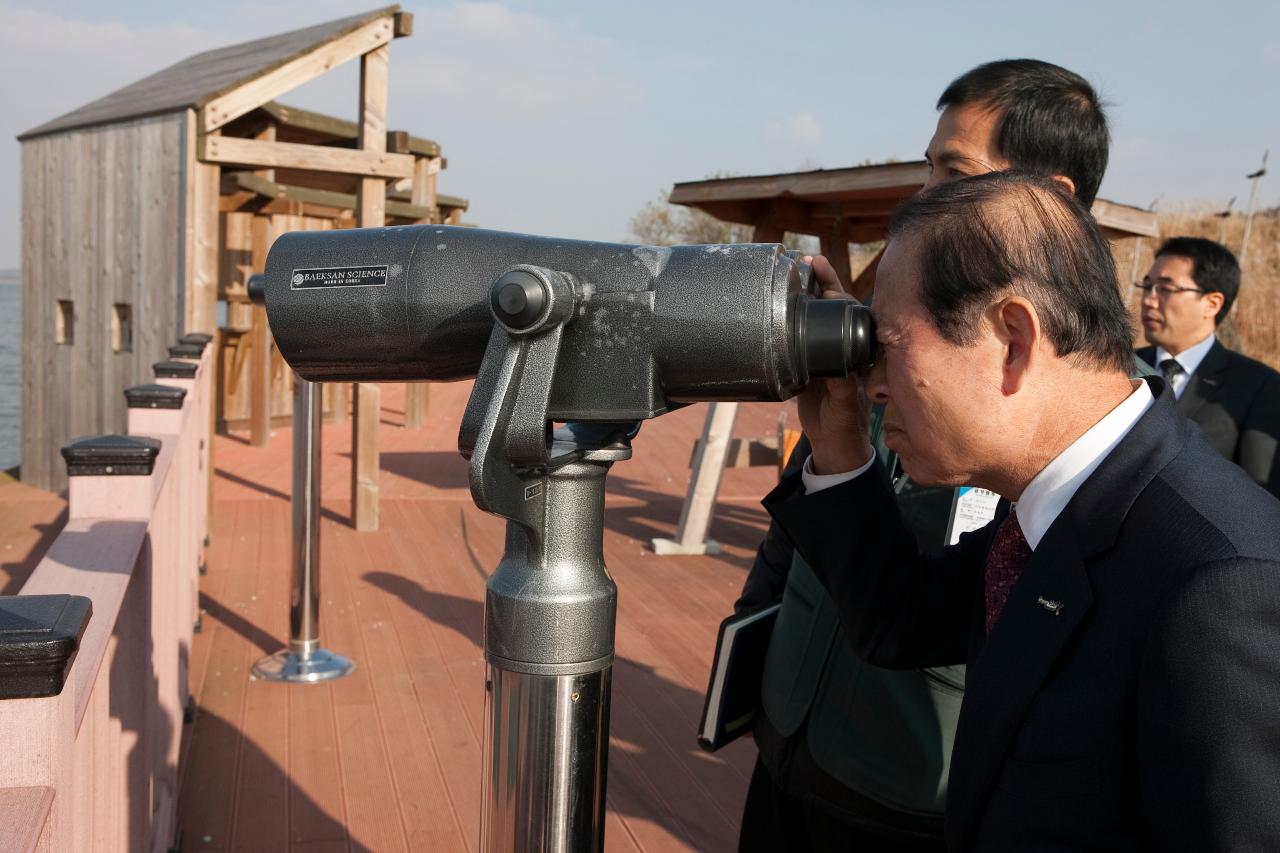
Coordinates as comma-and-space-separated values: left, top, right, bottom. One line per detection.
258, 225, 874, 852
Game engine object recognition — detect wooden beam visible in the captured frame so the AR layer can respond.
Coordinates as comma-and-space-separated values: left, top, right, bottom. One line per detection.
200, 135, 414, 179
403, 153, 439, 428
201, 16, 396, 133
189, 132, 221, 335
352, 43, 389, 533
393, 11, 414, 37
669, 162, 931, 205
249, 216, 272, 447
1091, 198, 1159, 238
220, 171, 435, 220
257, 101, 442, 158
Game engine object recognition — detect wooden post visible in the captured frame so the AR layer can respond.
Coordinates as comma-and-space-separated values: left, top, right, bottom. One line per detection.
403, 154, 439, 429
753, 223, 783, 244
849, 246, 883, 302
652, 402, 738, 555
819, 216, 853, 293
351, 44, 389, 531
248, 216, 272, 447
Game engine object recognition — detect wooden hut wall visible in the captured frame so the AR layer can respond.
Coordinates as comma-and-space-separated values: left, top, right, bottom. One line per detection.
21, 114, 188, 491
216, 211, 336, 430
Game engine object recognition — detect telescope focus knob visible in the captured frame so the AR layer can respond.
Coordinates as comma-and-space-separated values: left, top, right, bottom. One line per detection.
492, 270, 547, 330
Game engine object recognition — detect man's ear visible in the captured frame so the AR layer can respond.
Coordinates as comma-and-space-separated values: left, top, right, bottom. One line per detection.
991, 297, 1040, 395
1202, 291, 1225, 321
1049, 174, 1077, 199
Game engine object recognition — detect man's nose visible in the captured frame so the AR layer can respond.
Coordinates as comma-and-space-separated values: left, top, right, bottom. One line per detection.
1141, 287, 1160, 308
864, 360, 889, 404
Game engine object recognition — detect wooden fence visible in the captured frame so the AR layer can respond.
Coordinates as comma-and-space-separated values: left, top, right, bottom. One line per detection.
0, 337, 211, 852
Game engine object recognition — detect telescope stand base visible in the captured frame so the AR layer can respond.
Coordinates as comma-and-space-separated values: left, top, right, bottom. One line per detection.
251, 648, 355, 683
651, 537, 722, 556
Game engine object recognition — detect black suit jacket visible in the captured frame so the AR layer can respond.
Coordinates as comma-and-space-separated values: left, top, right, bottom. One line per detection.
764, 378, 1280, 851
1138, 341, 1280, 497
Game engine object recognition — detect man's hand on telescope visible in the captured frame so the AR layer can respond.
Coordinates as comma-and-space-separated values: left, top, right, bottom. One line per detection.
798, 255, 874, 476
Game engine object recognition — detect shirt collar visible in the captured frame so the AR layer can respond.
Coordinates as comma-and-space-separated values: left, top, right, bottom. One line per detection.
1156, 332, 1216, 379
1013, 380, 1154, 549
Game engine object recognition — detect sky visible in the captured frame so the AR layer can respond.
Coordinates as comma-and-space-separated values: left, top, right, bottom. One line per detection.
0, 0, 1277, 268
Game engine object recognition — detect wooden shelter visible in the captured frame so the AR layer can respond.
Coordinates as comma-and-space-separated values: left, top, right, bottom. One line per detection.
656, 161, 1160, 555
669, 161, 1159, 298
19, 6, 465, 530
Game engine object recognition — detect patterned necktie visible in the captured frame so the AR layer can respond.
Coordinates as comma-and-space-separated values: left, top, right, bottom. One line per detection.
984, 509, 1032, 633
1159, 357, 1184, 388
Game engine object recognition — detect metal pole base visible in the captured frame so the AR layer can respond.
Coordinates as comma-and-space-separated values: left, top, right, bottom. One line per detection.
251, 648, 355, 683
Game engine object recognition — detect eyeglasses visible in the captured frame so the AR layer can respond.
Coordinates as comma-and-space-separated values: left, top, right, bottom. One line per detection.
1133, 282, 1208, 298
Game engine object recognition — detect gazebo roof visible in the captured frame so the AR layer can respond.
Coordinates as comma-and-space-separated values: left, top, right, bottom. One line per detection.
20, 6, 400, 140
669, 161, 1159, 240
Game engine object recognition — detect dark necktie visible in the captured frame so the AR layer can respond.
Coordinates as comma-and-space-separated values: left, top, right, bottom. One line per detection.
1159, 357, 1184, 387
984, 510, 1032, 633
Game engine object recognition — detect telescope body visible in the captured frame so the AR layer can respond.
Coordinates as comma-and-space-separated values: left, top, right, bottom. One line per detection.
262, 225, 818, 419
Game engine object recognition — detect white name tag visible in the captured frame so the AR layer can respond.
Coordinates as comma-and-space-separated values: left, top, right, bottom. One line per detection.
946, 486, 1000, 545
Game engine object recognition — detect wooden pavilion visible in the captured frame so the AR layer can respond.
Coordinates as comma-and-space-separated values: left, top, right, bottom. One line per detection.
656, 161, 1160, 555
18, 6, 465, 533
669, 161, 1159, 298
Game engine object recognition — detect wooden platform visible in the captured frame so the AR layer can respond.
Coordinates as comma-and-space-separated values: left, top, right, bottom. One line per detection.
168, 382, 786, 852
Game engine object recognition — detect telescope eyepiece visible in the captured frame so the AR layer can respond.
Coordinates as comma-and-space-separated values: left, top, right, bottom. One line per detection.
799, 297, 877, 378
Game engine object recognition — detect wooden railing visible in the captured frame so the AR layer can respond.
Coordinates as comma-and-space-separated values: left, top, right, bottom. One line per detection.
0, 336, 212, 853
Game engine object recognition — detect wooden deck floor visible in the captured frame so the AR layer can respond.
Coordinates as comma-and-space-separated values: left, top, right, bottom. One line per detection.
0, 383, 791, 852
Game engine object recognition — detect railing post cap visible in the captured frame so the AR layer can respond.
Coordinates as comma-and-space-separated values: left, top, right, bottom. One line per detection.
124, 383, 188, 409
153, 359, 198, 379
61, 434, 161, 476
168, 342, 204, 359
179, 332, 213, 349
0, 594, 92, 699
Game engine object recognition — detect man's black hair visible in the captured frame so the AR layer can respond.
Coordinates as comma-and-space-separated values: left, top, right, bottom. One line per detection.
1155, 236, 1241, 324
888, 171, 1134, 373
937, 59, 1110, 207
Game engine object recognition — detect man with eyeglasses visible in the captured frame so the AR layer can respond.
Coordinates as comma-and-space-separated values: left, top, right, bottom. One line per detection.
1136, 236, 1280, 497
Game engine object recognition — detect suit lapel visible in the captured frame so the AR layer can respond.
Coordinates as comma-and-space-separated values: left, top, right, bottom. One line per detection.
945, 379, 1187, 849
1178, 340, 1231, 418
945, 524, 1093, 849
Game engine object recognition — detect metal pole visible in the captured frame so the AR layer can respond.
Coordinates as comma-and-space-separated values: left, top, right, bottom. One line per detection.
252, 375, 354, 682
1240, 150, 1269, 266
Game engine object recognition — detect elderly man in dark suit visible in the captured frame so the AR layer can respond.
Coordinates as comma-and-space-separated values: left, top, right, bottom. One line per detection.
1135, 236, 1280, 497
768, 171, 1280, 850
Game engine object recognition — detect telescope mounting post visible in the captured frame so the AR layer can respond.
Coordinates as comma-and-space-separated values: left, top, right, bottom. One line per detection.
461, 266, 635, 852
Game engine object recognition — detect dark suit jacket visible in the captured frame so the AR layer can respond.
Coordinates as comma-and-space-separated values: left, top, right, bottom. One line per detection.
1138, 341, 1280, 497
764, 378, 1280, 851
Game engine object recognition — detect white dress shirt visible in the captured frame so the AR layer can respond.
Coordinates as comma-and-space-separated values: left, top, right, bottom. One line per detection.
801, 380, 1155, 549
1155, 333, 1216, 399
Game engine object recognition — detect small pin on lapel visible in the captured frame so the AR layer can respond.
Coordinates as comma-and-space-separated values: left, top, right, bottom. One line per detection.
1037, 596, 1064, 616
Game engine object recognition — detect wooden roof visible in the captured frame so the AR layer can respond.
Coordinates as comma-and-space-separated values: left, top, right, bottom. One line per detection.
20, 6, 400, 140
669, 161, 1160, 240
